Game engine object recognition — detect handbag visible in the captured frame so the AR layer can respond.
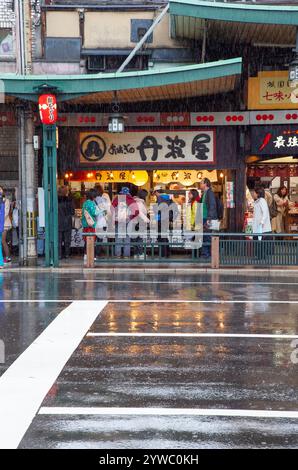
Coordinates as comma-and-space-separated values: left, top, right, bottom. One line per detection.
84, 209, 95, 227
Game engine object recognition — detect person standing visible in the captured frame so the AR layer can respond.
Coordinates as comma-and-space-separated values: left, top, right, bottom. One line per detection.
0, 190, 5, 269
200, 178, 218, 258
58, 186, 74, 259
272, 186, 291, 234
186, 189, 202, 258
0, 187, 12, 264
111, 187, 139, 258
252, 187, 272, 259
81, 189, 100, 260
133, 189, 149, 259
152, 186, 179, 259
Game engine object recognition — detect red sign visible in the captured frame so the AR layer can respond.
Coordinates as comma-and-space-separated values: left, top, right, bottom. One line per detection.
38, 94, 57, 125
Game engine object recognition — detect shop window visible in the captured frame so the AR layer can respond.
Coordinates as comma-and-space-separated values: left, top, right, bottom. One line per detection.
87, 54, 148, 73
0, 29, 13, 58
131, 19, 153, 44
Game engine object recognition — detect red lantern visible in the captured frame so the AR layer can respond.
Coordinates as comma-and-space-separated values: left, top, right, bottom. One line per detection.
38, 94, 57, 125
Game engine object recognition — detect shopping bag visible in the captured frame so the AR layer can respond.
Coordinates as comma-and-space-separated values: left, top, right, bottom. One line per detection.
84, 209, 95, 227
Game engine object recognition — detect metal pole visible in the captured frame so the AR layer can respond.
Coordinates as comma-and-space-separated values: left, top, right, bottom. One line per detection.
15, 0, 25, 75
117, 4, 169, 73
201, 20, 207, 63
17, 106, 26, 265
43, 125, 50, 266
43, 124, 59, 267
24, 108, 37, 265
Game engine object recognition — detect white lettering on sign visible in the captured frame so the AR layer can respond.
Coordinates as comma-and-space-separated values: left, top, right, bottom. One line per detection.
79, 130, 215, 165
274, 135, 298, 148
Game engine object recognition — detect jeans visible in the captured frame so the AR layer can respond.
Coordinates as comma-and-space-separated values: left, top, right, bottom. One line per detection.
201, 220, 211, 257
115, 235, 131, 257
253, 233, 273, 259
59, 230, 71, 258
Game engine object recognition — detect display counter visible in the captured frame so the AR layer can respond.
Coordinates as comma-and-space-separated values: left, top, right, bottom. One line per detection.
287, 206, 298, 236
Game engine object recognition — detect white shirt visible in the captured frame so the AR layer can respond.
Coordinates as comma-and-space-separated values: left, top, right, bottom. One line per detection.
253, 197, 271, 234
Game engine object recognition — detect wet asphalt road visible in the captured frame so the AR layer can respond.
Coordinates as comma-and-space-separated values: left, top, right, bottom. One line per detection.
0, 271, 297, 448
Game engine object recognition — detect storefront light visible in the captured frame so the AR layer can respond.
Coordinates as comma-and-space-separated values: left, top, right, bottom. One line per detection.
220, 172, 224, 178
108, 94, 124, 133
108, 114, 124, 133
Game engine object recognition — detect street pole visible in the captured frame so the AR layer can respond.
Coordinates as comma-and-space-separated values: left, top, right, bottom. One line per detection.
15, 0, 38, 265
43, 124, 59, 267
24, 108, 37, 265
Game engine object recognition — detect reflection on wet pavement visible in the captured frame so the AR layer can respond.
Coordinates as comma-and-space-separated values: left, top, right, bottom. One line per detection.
0, 271, 297, 448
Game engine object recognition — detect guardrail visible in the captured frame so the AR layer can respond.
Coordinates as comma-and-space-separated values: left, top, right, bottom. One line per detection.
84, 232, 298, 268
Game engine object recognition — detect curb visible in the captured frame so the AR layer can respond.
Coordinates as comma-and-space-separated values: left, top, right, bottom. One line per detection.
2, 265, 298, 275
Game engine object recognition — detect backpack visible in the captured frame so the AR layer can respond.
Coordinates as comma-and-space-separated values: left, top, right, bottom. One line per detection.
116, 201, 131, 224
215, 196, 224, 220
269, 198, 278, 219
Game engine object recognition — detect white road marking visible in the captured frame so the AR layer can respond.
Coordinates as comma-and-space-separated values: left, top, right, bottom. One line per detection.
75, 279, 298, 286
1, 299, 298, 304
110, 300, 298, 304
38, 407, 298, 419
0, 300, 107, 449
87, 332, 298, 339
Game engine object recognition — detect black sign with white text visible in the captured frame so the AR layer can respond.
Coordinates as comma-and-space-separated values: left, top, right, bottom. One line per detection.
251, 125, 298, 156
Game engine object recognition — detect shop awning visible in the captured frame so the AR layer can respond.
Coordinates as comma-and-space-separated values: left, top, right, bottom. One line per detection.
170, 0, 298, 44
0, 58, 242, 104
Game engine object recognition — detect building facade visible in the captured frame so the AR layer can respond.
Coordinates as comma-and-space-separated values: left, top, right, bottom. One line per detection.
1, 0, 298, 264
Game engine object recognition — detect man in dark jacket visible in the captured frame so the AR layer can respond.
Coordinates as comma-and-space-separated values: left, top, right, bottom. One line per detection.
58, 186, 74, 259
200, 178, 218, 258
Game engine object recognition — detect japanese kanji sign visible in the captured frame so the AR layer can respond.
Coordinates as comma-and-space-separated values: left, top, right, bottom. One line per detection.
79, 130, 215, 166
260, 77, 295, 105
248, 71, 298, 110
251, 125, 298, 156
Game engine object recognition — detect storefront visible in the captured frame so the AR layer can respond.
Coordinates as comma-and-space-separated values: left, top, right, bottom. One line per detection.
247, 124, 298, 234
54, 112, 241, 249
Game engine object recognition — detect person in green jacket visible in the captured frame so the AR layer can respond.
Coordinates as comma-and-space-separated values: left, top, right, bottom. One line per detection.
82, 190, 100, 261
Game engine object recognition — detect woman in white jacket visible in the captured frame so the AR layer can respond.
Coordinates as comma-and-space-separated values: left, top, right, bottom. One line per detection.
252, 186, 272, 259
252, 187, 272, 235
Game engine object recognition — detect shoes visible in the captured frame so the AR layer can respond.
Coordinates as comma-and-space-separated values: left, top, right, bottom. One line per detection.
0, 265, 4, 269
4, 257, 11, 264
138, 254, 145, 260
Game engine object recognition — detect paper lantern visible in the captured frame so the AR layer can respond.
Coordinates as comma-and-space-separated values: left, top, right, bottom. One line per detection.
129, 171, 148, 186
38, 94, 57, 125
